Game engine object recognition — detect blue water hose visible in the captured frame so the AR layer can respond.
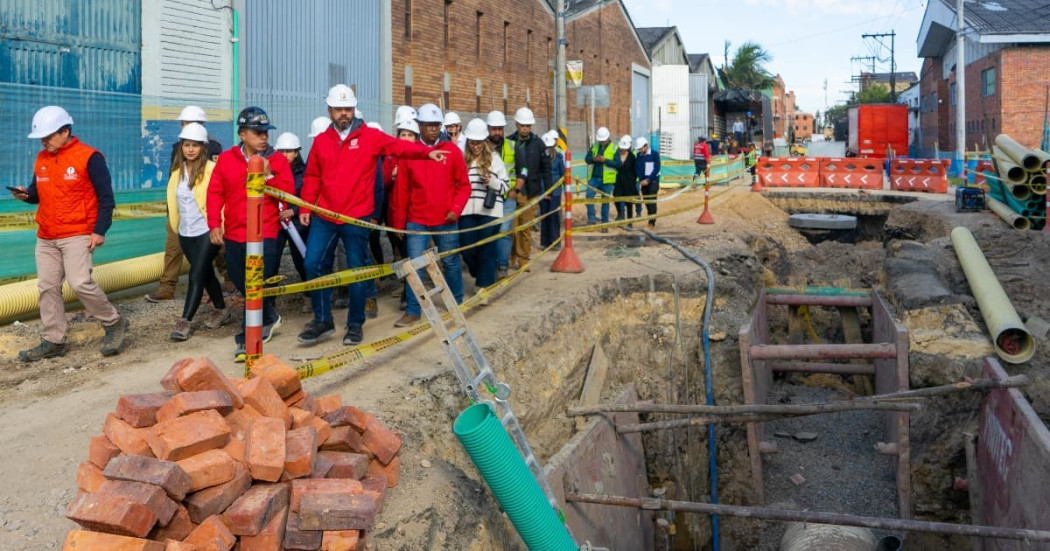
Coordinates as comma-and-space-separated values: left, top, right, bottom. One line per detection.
640, 229, 720, 551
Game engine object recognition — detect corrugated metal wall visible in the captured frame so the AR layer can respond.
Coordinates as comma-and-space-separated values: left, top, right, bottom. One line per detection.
244, 0, 383, 155
0, 0, 141, 192
689, 72, 709, 144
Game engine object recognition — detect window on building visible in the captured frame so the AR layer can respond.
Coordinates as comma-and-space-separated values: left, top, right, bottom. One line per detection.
982, 68, 996, 97
950, 82, 956, 106
475, 12, 483, 60
443, 0, 452, 50
503, 21, 510, 68
405, 0, 412, 41
527, 30, 532, 70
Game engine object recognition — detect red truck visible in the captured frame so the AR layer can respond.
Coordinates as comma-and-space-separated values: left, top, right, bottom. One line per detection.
846, 103, 908, 158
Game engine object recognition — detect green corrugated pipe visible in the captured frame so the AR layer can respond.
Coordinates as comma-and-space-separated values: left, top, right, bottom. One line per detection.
454, 403, 577, 550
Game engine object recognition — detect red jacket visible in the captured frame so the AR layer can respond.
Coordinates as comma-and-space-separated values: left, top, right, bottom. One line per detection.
300, 124, 434, 223
32, 138, 100, 239
206, 145, 295, 241
389, 141, 470, 229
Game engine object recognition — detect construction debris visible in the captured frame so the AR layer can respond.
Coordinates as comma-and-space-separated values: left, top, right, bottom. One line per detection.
65, 355, 400, 550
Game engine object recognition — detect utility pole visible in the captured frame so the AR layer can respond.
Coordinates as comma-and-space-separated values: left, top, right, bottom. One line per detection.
860, 32, 897, 100
556, 0, 567, 134
956, 0, 966, 171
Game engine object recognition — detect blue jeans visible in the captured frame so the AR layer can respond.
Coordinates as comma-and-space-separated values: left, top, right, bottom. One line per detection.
405, 222, 462, 317
539, 195, 561, 247
497, 197, 516, 270
459, 215, 500, 288
585, 179, 612, 223
224, 238, 279, 345
305, 218, 370, 328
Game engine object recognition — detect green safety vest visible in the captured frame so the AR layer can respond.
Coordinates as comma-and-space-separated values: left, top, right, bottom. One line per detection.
500, 138, 516, 198
590, 142, 619, 184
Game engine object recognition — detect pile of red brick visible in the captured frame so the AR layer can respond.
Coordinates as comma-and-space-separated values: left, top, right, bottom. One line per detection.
65, 355, 402, 551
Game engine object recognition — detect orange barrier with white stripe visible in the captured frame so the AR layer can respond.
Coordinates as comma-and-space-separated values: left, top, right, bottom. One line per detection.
755, 157, 820, 188
820, 158, 884, 190
889, 159, 950, 193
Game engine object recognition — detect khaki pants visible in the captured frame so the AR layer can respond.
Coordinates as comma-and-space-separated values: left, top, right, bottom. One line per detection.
158, 222, 228, 293
511, 195, 537, 266
36, 235, 121, 343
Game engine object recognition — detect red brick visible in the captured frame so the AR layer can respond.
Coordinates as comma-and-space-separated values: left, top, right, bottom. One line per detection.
146, 409, 230, 462
283, 512, 323, 550
299, 493, 375, 531
104, 413, 155, 457
248, 354, 302, 398
239, 505, 288, 551
283, 389, 306, 407
224, 404, 262, 440
175, 357, 245, 409
222, 436, 245, 463
314, 394, 342, 417
176, 449, 236, 492
320, 426, 366, 454
367, 456, 400, 487
97, 479, 179, 527
88, 435, 122, 469
103, 455, 192, 501
240, 377, 290, 427
311, 453, 334, 479
321, 530, 360, 551
184, 462, 252, 524
246, 417, 286, 482
289, 478, 363, 513
163, 542, 198, 551
182, 515, 235, 551
322, 407, 373, 433
361, 418, 402, 465
160, 358, 193, 392
289, 407, 314, 428
319, 451, 369, 480
297, 395, 318, 416
149, 505, 195, 542
155, 391, 235, 424
66, 492, 157, 538
222, 483, 290, 536
76, 461, 106, 493
115, 393, 172, 428
284, 426, 318, 480
61, 529, 165, 551
360, 475, 387, 513
308, 416, 332, 445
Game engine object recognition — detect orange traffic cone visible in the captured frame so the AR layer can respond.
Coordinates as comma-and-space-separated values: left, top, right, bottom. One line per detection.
552, 151, 585, 273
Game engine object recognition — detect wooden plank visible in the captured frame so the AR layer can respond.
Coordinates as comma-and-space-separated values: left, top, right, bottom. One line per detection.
575, 344, 610, 431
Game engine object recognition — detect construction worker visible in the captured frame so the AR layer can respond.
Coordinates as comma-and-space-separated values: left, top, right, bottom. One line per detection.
298, 86, 447, 346
147, 105, 227, 302
443, 111, 466, 151
486, 110, 516, 279
389, 103, 470, 327
634, 137, 661, 228
207, 106, 296, 362
693, 136, 711, 181
584, 127, 620, 229
509, 107, 549, 268
386, 118, 421, 311
11, 105, 129, 361
541, 130, 565, 249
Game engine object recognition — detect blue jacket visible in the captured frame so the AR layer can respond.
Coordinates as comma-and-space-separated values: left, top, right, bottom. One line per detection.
548, 151, 565, 197
635, 151, 661, 184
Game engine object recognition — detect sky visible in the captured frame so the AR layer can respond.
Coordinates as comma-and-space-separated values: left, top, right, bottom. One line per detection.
620, 0, 929, 117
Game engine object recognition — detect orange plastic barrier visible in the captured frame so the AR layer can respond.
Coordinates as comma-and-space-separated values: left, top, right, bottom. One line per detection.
889, 159, 950, 193
973, 159, 994, 189
755, 157, 820, 188
820, 158, 884, 190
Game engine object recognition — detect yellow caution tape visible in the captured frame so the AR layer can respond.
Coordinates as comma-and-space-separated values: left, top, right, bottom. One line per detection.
0, 201, 168, 232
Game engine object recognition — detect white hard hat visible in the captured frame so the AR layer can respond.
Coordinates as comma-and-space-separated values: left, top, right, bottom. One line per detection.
635, 136, 649, 150
397, 119, 420, 135
308, 116, 331, 138
463, 118, 489, 141
443, 112, 462, 126
514, 107, 536, 125
596, 127, 611, 142
177, 105, 207, 123
618, 135, 633, 149
28, 106, 74, 139
178, 122, 209, 143
274, 132, 301, 150
394, 105, 418, 125
366, 121, 383, 131
486, 110, 507, 127
416, 103, 443, 124
325, 84, 357, 108
542, 132, 557, 148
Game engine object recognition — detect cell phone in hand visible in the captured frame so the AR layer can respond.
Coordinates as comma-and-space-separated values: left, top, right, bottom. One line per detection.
6, 186, 25, 194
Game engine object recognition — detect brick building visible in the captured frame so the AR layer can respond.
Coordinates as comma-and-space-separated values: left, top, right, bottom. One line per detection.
770, 75, 786, 139
917, 0, 1050, 154
793, 113, 814, 141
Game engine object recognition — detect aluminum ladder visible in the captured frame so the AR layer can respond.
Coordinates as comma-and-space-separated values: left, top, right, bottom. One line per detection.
392, 249, 560, 509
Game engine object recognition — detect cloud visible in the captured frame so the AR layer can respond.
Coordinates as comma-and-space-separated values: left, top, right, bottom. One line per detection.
623, 0, 673, 15
744, 0, 904, 17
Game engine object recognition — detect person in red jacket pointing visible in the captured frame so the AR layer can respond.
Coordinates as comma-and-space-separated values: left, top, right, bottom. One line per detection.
297, 85, 447, 347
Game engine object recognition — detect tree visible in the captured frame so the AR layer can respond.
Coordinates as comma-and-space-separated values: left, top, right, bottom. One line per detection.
851, 84, 892, 105
825, 104, 848, 128
722, 42, 776, 90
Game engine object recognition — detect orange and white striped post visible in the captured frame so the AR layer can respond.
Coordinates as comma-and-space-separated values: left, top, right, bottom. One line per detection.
244, 155, 266, 375
551, 150, 585, 273
697, 164, 715, 225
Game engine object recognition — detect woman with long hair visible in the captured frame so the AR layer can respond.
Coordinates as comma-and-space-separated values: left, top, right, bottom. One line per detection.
458, 118, 509, 292
167, 123, 233, 340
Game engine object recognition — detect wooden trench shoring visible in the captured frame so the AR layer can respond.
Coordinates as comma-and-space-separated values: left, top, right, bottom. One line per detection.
739, 286, 912, 518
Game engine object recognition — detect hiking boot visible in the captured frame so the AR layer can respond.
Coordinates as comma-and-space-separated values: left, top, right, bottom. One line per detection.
100, 317, 129, 357
204, 307, 235, 329
343, 325, 363, 345
18, 339, 69, 362
262, 315, 282, 344
145, 289, 174, 302
647, 220, 656, 229
234, 342, 246, 363
170, 319, 192, 341
365, 297, 379, 319
298, 320, 335, 345
393, 313, 420, 328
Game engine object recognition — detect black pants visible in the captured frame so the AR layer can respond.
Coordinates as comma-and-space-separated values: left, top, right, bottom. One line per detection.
641, 179, 659, 217
178, 233, 225, 321
224, 238, 280, 344
275, 218, 308, 282
694, 160, 708, 176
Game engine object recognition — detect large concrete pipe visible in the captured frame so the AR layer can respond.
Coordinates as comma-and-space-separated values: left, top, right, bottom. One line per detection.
987, 197, 1032, 231
1029, 147, 1050, 170
992, 146, 1027, 183
995, 134, 1043, 171
951, 227, 1036, 363
780, 522, 875, 551
1029, 173, 1047, 195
